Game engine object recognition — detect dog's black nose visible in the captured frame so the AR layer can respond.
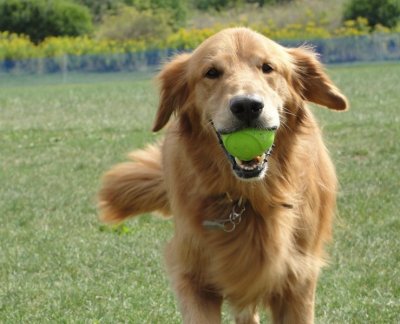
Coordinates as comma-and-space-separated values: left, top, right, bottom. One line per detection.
230, 95, 264, 122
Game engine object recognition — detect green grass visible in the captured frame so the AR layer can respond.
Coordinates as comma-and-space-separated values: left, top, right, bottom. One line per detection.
0, 63, 399, 323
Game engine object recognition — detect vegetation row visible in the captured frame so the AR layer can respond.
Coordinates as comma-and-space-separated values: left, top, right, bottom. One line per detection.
1, 17, 398, 62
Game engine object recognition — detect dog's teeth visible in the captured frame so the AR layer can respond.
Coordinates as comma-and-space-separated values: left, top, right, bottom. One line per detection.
254, 154, 266, 163
234, 154, 266, 171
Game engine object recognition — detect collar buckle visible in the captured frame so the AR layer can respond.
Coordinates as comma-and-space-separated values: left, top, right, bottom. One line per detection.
202, 196, 246, 233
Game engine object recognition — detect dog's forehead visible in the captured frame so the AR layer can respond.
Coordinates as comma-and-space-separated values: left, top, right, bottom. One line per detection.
191, 28, 286, 64
191, 28, 288, 73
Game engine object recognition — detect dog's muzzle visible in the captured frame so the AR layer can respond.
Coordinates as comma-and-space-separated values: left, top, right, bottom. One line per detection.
215, 128, 274, 180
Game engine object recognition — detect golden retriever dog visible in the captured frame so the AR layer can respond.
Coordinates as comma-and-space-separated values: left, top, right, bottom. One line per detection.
99, 27, 348, 323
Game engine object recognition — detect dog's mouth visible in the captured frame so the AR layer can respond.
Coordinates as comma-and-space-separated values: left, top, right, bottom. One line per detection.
216, 132, 274, 180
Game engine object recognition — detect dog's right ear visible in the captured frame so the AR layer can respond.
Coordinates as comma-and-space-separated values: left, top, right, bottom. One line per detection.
152, 53, 191, 132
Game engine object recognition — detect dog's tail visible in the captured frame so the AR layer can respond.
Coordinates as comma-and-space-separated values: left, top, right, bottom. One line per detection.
98, 143, 170, 223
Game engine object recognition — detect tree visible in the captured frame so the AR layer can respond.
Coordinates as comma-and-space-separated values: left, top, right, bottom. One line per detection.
344, 0, 400, 29
0, 0, 93, 43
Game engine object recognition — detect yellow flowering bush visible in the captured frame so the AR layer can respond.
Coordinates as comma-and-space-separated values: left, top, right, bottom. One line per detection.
165, 27, 222, 50
334, 17, 371, 37
0, 32, 37, 61
1, 17, 385, 61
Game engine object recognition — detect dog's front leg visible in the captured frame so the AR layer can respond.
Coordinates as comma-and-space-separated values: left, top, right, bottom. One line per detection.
269, 277, 317, 324
165, 242, 223, 324
172, 274, 223, 324
234, 307, 260, 324
176, 280, 222, 324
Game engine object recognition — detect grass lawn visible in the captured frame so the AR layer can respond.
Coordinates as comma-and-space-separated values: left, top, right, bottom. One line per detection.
1, 63, 399, 323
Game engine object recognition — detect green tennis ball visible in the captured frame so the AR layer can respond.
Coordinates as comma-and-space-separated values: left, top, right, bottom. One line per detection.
221, 129, 275, 161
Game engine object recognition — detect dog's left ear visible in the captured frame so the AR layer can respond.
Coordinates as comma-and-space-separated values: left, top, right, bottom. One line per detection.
288, 47, 348, 111
152, 53, 191, 132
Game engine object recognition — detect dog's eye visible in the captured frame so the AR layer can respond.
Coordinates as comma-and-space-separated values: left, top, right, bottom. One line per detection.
261, 63, 273, 74
205, 67, 222, 79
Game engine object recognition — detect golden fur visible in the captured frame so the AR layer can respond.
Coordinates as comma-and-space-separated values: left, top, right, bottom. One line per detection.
99, 28, 348, 324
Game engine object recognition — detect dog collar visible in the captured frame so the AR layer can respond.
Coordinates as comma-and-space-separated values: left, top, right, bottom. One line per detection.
202, 196, 246, 232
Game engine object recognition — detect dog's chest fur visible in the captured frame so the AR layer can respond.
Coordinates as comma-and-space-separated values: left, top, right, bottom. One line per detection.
199, 201, 306, 308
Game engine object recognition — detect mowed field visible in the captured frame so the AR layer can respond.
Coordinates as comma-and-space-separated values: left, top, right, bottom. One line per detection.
1, 63, 399, 323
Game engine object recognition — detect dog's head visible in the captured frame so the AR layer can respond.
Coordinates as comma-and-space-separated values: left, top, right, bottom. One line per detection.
153, 28, 348, 180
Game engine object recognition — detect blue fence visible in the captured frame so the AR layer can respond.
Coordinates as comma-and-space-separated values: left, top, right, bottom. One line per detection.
283, 33, 400, 63
1, 33, 400, 75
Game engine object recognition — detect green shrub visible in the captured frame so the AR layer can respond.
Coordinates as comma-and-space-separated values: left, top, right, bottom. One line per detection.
0, 0, 93, 43
192, 0, 291, 10
344, 0, 400, 29
125, 0, 187, 29
195, 0, 224, 10
97, 6, 172, 41
75, 0, 121, 22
